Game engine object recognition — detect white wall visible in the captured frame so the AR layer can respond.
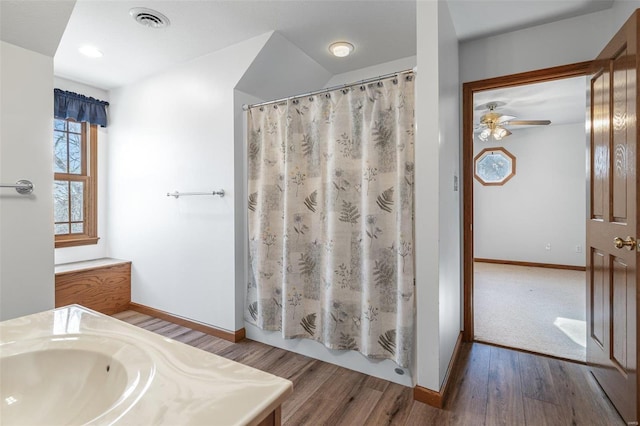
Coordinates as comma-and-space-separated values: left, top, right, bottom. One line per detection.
324, 56, 416, 87
53, 77, 109, 265
0, 41, 55, 320
107, 33, 271, 333
415, 0, 441, 391
436, 0, 462, 389
236, 31, 333, 102
415, 0, 461, 391
460, 2, 639, 84
474, 123, 586, 266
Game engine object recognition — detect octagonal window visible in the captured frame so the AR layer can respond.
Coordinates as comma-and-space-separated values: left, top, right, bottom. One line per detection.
474, 147, 516, 186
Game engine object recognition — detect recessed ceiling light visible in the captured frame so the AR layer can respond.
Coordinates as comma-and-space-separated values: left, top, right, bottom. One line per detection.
78, 46, 103, 58
329, 41, 354, 58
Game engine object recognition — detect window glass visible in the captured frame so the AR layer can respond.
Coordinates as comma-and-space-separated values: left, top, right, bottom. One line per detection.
474, 147, 516, 186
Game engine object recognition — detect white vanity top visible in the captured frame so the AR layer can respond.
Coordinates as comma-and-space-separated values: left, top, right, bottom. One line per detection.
0, 305, 292, 425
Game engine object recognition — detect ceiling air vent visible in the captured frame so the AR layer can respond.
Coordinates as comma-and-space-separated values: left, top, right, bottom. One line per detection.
129, 7, 170, 29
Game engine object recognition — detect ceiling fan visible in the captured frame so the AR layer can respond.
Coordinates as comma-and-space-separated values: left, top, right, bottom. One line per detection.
475, 101, 551, 142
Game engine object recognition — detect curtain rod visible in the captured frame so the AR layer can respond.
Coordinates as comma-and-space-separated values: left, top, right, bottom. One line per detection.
242, 67, 415, 111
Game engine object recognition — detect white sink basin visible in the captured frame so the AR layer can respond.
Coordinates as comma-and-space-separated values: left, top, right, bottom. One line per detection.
1, 305, 292, 425
1, 334, 155, 425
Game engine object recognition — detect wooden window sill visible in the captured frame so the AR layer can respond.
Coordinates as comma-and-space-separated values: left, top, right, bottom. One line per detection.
55, 236, 100, 248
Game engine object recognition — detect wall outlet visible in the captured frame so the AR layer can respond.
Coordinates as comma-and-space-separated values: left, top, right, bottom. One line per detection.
545, 243, 552, 251
453, 175, 458, 192
576, 245, 583, 253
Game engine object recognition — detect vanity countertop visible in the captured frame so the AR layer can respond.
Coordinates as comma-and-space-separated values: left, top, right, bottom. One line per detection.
0, 305, 292, 425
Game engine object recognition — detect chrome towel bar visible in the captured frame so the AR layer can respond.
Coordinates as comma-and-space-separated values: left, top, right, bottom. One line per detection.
1, 180, 34, 195
167, 189, 225, 199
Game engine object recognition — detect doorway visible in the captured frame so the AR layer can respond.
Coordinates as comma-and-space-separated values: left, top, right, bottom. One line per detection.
470, 75, 588, 362
462, 62, 593, 359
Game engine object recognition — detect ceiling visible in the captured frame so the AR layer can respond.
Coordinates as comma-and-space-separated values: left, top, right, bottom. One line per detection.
0, 0, 610, 125
54, 0, 417, 89
51, 0, 616, 90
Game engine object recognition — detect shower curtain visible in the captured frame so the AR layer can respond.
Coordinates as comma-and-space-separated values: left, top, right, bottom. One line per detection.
245, 73, 415, 367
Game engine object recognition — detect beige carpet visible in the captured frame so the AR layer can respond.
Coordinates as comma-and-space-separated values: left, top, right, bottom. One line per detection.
474, 262, 586, 362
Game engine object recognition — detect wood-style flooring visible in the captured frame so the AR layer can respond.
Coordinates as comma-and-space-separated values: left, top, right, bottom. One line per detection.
113, 310, 624, 425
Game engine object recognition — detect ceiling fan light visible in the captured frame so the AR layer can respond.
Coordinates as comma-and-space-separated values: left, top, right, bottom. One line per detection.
479, 129, 490, 141
493, 126, 510, 140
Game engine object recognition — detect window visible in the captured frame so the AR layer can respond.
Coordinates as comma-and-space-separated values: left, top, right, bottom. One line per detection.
54, 118, 98, 248
474, 147, 516, 186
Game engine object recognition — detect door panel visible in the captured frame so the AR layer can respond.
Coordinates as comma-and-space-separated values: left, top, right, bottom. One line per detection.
612, 255, 629, 372
587, 9, 638, 425
591, 69, 609, 220
590, 249, 606, 349
612, 46, 630, 224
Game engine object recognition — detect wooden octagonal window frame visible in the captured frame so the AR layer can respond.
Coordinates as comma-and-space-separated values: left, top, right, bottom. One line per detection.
474, 147, 516, 186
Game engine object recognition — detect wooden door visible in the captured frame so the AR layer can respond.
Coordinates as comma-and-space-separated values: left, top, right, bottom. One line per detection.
587, 9, 638, 425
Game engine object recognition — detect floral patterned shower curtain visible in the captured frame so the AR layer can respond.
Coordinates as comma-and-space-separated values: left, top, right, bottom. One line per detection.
245, 73, 415, 367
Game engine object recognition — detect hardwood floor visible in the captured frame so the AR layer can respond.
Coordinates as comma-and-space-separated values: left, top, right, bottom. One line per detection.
113, 310, 624, 425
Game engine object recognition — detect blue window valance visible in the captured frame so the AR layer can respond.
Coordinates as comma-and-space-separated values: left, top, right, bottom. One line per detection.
54, 89, 109, 127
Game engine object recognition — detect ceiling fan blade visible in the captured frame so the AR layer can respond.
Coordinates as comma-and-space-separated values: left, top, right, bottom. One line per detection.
507, 120, 551, 126
496, 115, 516, 124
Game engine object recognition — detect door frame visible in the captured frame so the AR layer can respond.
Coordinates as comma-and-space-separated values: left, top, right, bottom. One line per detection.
462, 61, 593, 342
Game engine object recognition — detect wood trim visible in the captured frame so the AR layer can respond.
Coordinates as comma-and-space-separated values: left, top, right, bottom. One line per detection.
464, 61, 593, 92
274, 406, 281, 426
413, 385, 443, 408
474, 258, 586, 271
55, 236, 100, 248
81, 121, 88, 174
128, 302, 246, 343
413, 331, 463, 408
256, 406, 281, 426
54, 122, 99, 248
474, 339, 588, 365
463, 61, 593, 343
55, 262, 131, 315
87, 124, 98, 238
